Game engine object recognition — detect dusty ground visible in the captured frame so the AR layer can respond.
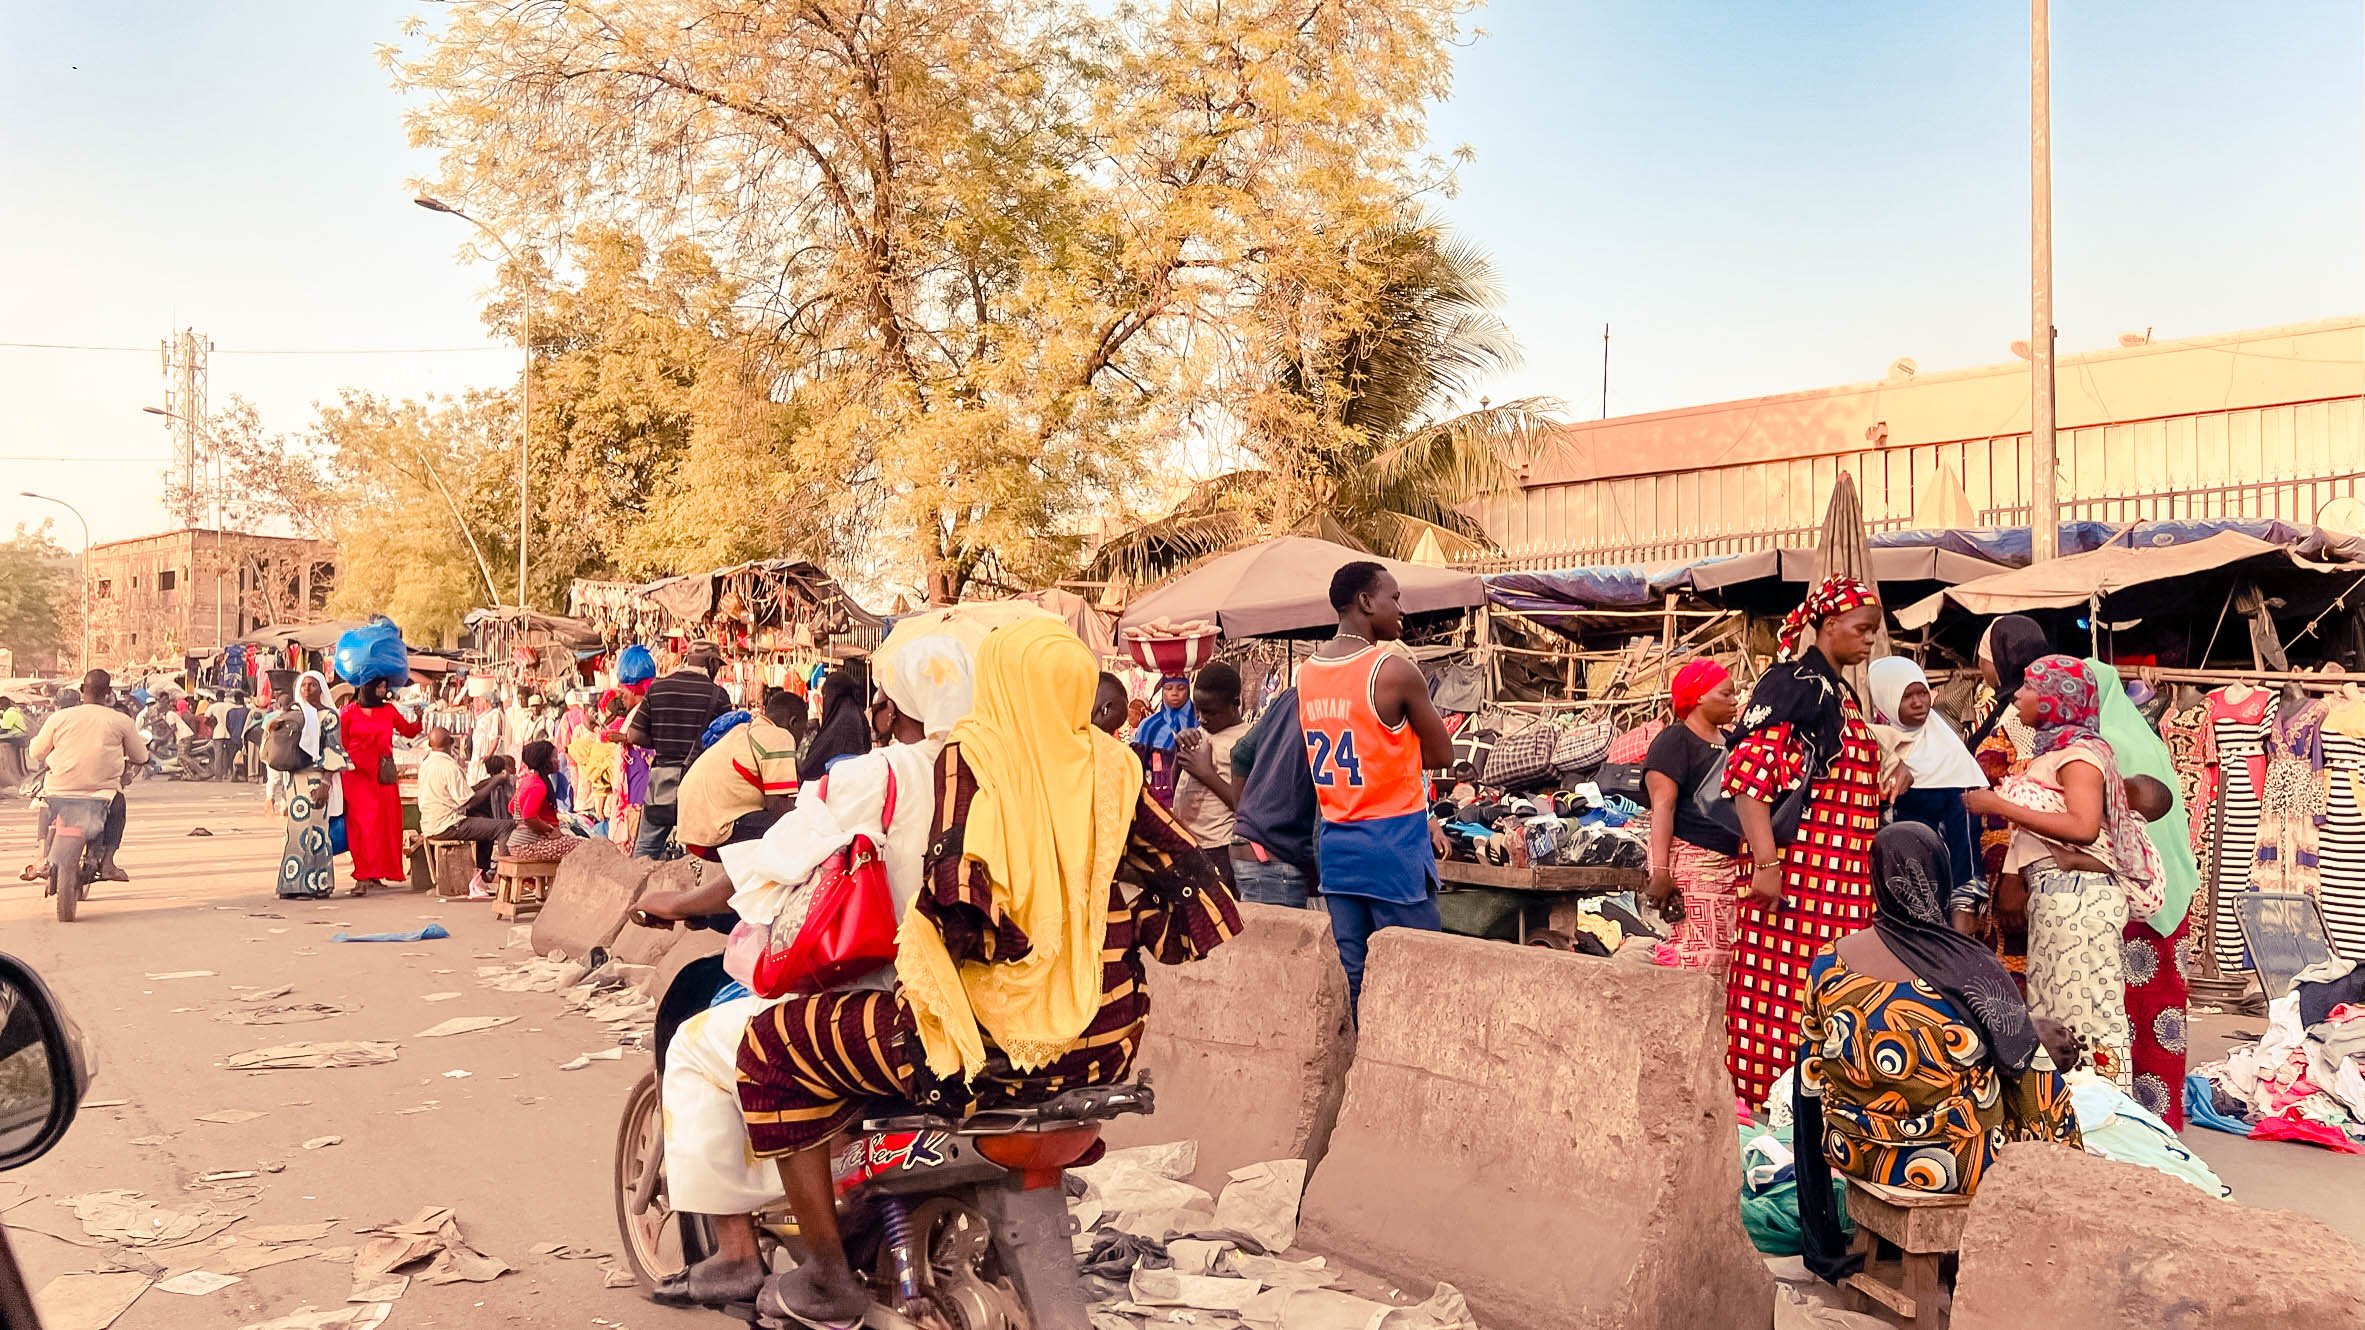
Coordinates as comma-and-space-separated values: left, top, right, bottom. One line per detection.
0, 780, 2357, 1330
0, 779, 714, 1329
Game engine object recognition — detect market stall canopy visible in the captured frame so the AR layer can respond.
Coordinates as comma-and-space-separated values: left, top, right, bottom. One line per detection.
1118, 536, 1485, 639
237, 621, 372, 652
1012, 588, 1119, 659
1894, 530, 2356, 628
461, 607, 604, 650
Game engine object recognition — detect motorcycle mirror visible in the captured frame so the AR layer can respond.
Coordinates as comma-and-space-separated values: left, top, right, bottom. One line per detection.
0, 955, 91, 1171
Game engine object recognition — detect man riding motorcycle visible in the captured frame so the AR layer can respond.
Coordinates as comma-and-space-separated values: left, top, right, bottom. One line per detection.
644, 613, 1241, 1326
29, 672, 147, 882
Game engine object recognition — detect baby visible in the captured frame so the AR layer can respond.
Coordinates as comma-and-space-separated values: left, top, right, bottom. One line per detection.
1950, 773, 2172, 935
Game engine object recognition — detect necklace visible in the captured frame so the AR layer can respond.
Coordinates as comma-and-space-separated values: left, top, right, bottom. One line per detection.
1334, 632, 1373, 647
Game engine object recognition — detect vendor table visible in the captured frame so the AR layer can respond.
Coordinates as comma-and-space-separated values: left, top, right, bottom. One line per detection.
1433, 858, 1648, 943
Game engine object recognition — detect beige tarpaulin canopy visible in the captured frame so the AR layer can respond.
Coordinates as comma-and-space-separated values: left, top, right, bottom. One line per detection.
1013, 588, 1119, 659
1118, 536, 1485, 638
1895, 530, 2345, 629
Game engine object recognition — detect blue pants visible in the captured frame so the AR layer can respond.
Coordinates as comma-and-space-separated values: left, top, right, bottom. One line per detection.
1327, 888, 1441, 1016
1234, 854, 1312, 908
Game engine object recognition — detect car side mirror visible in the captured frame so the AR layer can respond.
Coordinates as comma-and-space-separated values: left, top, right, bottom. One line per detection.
0, 955, 90, 1171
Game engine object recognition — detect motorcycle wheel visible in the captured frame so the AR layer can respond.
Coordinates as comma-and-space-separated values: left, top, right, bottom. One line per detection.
613, 1068, 715, 1290
898, 1196, 1027, 1330
50, 862, 76, 922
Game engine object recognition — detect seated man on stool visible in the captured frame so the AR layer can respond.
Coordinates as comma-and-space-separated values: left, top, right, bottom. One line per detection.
416, 727, 514, 894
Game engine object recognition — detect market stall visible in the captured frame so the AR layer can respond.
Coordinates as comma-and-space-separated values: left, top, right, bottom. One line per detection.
569, 560, 884, 699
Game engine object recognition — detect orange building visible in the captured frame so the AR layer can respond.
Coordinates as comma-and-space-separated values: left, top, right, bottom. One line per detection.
1470, 315, 2365, 569
86, 529, 336, 668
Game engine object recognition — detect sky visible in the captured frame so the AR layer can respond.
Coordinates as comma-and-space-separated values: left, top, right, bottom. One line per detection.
2, 1, 2360, 551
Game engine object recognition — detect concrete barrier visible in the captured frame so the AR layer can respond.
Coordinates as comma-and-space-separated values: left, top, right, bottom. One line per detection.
1103, 903, 1354, 1192
606, 860, 721, 968
529, 841, 655, 961
1298, 929, 1767, 1330
651, 924, 730, 1000
1954, 1143, 2365, 1328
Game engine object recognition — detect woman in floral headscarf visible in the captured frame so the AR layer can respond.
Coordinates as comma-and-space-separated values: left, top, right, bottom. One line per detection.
1963, 654, 2164, 1091
1720, 575, 1886, 1107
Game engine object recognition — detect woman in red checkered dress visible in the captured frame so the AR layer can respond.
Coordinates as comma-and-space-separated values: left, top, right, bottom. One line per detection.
1721, 576, 1885, 1108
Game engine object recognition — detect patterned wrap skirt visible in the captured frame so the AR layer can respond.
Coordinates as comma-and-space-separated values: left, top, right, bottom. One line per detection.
1653, 839, 1739, 973
2024, 865, 2133, 1091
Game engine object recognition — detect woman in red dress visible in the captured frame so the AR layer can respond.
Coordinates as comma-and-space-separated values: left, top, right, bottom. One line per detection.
339, 677, 422, 894
1721, 575, 1885, 1109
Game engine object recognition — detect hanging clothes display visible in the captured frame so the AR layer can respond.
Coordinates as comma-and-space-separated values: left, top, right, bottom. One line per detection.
2197, 685, 2365, 971
2254, 693, 2329, 896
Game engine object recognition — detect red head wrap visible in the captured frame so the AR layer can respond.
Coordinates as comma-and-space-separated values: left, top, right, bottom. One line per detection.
1669, 659, 1729, 718
1778, 575, 1880, 656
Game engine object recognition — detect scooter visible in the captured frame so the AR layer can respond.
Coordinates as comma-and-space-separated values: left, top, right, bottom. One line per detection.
35, 794, 109, 923
615, 955, 1151, 1330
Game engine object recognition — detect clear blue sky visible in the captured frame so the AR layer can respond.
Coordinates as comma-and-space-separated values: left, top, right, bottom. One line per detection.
2, 2, 2359, 547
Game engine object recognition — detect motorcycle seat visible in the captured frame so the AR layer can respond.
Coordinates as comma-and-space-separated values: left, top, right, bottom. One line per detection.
862, 1076, 1155, 1137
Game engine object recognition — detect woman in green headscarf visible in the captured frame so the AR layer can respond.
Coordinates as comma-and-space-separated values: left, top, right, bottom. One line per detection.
2086, 658, 2199, 1128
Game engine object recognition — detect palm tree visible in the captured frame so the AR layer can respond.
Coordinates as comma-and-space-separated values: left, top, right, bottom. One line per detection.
1090, 214, 1559, 583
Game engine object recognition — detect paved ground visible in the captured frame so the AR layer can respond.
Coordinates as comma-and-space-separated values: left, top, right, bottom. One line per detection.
0, 779, 713, 1328
0, 780, 2358, 1329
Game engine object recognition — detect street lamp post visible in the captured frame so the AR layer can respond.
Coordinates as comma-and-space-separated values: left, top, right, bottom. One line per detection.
21, 492, 91, 672
416, 196, 531, 612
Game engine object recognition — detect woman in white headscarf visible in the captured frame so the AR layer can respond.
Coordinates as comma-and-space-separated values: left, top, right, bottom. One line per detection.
647, 617, 997, 1310
1868, 657, 1989, 924
273, 671, 350, 900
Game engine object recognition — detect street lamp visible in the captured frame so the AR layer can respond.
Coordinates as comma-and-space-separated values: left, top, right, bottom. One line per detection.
21, 492, 91, 673
416, 195, 532, 613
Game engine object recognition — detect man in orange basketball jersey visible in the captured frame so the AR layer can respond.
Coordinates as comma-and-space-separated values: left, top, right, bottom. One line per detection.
1297, 562, 1454, 1010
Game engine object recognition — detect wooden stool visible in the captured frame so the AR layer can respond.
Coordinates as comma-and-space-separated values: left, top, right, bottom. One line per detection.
1841, 1176, 1969, 1328
491, 857, 558, 921
416, 840, 478, 898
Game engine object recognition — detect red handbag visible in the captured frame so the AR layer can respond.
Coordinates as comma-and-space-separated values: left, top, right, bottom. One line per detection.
751, 771, 901, 998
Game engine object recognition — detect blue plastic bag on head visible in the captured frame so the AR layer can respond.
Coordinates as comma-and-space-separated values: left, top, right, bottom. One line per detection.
617, 644, 656, 686
333, 617, 410, 688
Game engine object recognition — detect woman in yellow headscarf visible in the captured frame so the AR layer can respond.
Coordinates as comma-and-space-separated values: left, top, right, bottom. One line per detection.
730, 616, 1240, 1325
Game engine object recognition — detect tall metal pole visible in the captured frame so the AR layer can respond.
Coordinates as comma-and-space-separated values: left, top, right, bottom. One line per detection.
1601, 323, 1611, 419
22, 493, 91, 671
414, 196, 529, 610
2029, 0, 2060, 561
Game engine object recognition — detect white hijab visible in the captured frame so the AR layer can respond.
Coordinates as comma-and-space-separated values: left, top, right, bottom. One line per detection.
295, 670, 332, 761
1867, 657, 1988, 790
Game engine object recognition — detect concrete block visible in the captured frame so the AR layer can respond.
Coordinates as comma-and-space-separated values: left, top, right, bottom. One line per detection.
529, 840, 655, 961
652, 925, 730, 1000
1954, 1143, 2365, 1329
1299, 929, 1767, 1330
1104, 903, 1354, 1193
608, 860, 720, 968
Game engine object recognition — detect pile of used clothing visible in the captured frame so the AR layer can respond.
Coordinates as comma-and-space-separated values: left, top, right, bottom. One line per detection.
1433, 789, 1648, 871
2189, 958, 2365, 1154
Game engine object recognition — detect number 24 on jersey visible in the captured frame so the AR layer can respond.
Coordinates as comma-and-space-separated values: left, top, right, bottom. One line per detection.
1303, 728, 1365, 787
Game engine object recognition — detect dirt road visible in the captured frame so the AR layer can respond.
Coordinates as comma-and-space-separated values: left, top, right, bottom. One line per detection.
0, 779, 713, 1328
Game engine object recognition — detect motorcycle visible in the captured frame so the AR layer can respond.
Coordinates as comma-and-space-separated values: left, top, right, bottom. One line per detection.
614, 954, 1151, 1330
35, 793, 109, 923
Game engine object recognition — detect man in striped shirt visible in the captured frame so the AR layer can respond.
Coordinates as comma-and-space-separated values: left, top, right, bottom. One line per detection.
624, 642, 730, 859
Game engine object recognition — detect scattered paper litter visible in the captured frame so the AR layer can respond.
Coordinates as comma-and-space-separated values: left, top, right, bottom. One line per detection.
239, 984, 297, 1002
194, 1108, 265, 1125
347, 1274, 409, 1303
246, 1222, 339, 1244
350, 1205, 511, 1289
221, 1002, 353, 1027
32, 1270, 151, 1330
413, 1016, 516, 1039
329, 924, 451, 943
155, 1271, 242, 1296
236, 1304, 393, 1330
601, 1266, 636, 1288
224, 1041, 400, 1071
303, 1135, 343, 1151
81, 1098, 129, 1109
1213, 1159, 1309, 1255
54, 1189, 245, 1248
421, 992, 461, 1003
530, 1242, 612, 1260
441, 1070, 473, 1079
214, 1244, 321, 1274
199, 1171, 259, 1183
1129, 1268, 1263, 1311
505, 924, 534, 950
145, 970, 217, 981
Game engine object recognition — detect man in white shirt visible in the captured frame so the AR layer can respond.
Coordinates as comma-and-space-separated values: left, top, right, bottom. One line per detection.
1172, 662, 1251, 891
418, 726, 511, 882
467, 695, 506, 781
29, 671, 148, 881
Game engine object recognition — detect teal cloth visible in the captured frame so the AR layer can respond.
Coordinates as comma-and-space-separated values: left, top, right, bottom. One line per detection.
2086, 659, 2198, 933
1736, 1123, 1849, 1255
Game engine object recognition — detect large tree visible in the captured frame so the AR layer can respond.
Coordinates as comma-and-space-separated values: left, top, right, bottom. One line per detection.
394, 0, 1473, 601
1092, 214, 1558, 582
0, 525, 75, 671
